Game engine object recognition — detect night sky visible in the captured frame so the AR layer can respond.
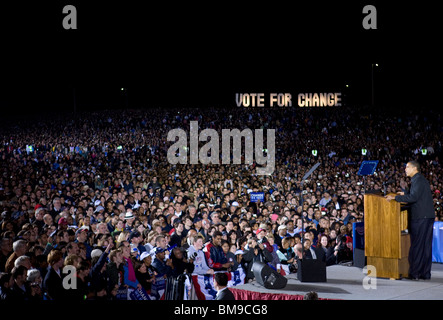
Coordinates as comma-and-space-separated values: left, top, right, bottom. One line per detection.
0, 2, 435, 116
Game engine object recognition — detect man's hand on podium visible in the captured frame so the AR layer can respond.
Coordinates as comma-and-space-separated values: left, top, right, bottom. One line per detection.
386, 192, 403, 201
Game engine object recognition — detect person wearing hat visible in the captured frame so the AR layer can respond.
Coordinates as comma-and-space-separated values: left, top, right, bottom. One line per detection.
94, 206, 105, 214
57, 217, 69, 230
75, 226, 93, 259
229, 201, 239, 215
276, 237, 297, 274
139, 251, 153, 266
274, 224, 288, 250
124, 211, 136, 231
128, 230, 146, 254
130, 244, 140, 260
255, 228, 273, 254
151, 247, 174, 278
89, 243, 113, 299
193, 216, 207, 240
134, 253, 155, 294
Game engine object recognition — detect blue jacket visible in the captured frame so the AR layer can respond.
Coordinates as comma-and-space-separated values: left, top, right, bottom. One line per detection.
204, 243, 227, 271
152, 257, 174, 277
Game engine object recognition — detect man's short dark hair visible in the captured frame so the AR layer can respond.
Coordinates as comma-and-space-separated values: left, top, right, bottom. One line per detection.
408, 160, 420, 172
212, 231, 223, 239
303, 291, 319, 300
11, 265, 28, 279
214, 272, 228, 287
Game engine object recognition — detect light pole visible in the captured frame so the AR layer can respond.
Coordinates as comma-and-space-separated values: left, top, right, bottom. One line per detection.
121, 87, 128, 108
73, 87, 77, 113
371, 63, 378, 106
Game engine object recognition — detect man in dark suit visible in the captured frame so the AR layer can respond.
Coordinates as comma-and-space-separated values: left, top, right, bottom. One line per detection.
386, 160, 435, 280
214, 272, 235, 300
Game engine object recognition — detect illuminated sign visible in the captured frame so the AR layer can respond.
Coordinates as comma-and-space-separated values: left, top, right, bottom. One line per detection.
298, 93, 342, 107
236, 92, 342, 107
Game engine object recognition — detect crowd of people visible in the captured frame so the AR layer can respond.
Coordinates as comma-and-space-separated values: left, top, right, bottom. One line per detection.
0, 104, 441, 300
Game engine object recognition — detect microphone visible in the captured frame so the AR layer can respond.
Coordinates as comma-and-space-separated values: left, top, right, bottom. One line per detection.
383, 179, 395, 185
383, 179, 395, 196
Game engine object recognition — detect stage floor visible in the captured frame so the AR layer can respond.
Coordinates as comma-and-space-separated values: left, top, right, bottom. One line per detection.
234, 263, 443, 300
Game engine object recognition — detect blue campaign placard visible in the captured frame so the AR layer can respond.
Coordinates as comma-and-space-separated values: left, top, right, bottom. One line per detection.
250, 192, 264, 202
357, 160, 379, 176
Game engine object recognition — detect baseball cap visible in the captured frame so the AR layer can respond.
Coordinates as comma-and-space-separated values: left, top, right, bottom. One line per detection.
58, 217, 68, 225
255, 228, 265, 235
139, 251, 151, 261
91, 249, 103, 259
75, 226, 89, 236
155, 247, 166, 254
128, 231, 141, 241
130, 244, 139, 255
94, 206, 104, 213
193, 217, 203, 223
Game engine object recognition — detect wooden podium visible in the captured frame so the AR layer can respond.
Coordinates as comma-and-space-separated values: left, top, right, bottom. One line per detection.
364, 193, 410, 279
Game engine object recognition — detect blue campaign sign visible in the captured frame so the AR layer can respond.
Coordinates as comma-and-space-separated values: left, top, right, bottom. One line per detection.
357, 160, 379, 176
250, 192, 264, 202
129, 287, 151, 300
